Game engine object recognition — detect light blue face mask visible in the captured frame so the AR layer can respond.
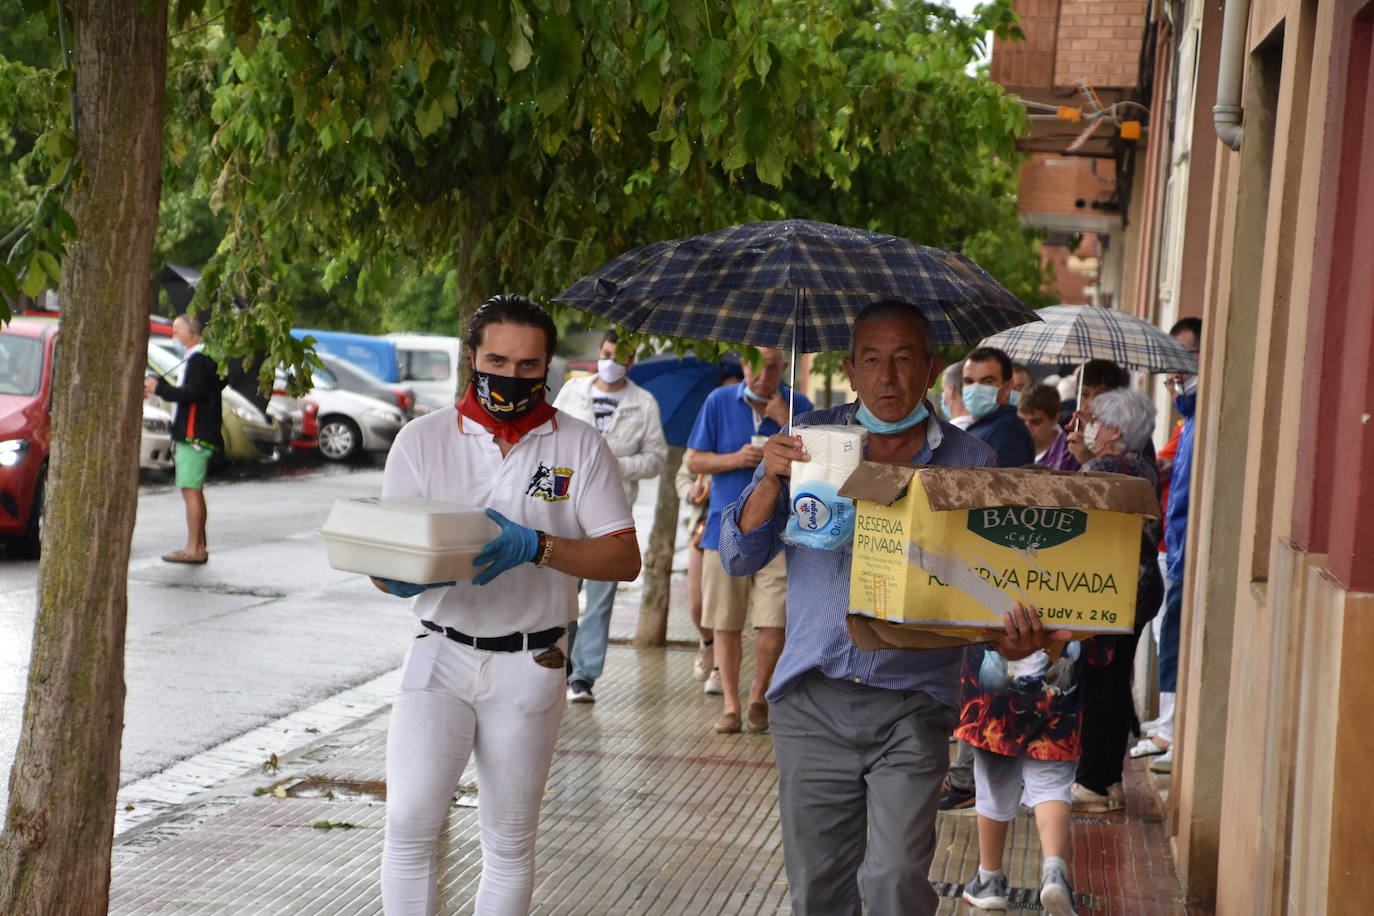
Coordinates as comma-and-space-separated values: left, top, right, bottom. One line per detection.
1008, 389, 1020, 407
962, 383, 1001, 420
742, 384, 770, 404
856, 399, 929, 434
940, 400, 954, 420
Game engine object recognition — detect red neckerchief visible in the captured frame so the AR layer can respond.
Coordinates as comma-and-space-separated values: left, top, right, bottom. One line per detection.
456, 383, 557, 445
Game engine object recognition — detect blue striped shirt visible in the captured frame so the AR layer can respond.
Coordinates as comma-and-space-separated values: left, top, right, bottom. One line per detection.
718, 401, 999, 708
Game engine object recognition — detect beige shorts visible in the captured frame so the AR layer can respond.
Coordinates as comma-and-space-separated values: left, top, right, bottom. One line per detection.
701, 550, 787, 631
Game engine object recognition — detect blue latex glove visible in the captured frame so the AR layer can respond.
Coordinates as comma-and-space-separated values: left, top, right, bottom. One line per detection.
376, 577, 456, 598
472, 508, 540, 586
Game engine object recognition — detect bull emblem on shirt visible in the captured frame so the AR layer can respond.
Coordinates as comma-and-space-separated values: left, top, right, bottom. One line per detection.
527, 461, 574, 502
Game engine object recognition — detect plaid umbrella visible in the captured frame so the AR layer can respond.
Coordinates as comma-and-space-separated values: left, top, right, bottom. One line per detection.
553, 219, 1038, 353
977, 304, 1198, 374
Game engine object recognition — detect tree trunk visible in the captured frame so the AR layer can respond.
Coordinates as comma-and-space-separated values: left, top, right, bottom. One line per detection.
0, 3, 167, 913
451, 191, 496, 393
635, 446, 684, 647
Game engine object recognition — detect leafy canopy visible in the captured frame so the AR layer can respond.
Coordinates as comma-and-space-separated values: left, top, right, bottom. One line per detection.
3, 0, 1047, 382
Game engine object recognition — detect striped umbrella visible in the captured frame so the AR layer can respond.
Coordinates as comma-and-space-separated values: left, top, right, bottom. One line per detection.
553, 219, 1039, 354
977, 304, 1197, 375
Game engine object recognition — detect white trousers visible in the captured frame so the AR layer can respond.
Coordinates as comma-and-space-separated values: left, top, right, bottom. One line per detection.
382, 632, 566, 915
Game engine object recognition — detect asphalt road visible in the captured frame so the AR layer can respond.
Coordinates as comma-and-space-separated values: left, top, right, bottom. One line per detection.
0, 459, 415, 816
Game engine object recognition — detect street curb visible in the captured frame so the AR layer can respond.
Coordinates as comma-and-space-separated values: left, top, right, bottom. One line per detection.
113, 667, 400, 853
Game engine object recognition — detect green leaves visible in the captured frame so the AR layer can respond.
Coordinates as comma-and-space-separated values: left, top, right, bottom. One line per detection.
508, 0, 535, 72
694, 38, 729, 117
414, 97, 444, 137
118, 0, 1046, 379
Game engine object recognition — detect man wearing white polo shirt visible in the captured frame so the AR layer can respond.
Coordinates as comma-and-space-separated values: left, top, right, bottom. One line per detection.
373, 294, 640, 916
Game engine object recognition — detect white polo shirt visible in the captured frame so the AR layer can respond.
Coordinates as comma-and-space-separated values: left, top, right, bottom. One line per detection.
381, 405, 636, 635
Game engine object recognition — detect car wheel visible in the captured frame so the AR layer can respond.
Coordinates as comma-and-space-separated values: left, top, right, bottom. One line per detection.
317, 416, 361, 462
14, 470, 44, 560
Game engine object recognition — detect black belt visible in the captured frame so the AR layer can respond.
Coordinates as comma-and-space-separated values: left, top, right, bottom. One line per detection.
420, 620, 564, 652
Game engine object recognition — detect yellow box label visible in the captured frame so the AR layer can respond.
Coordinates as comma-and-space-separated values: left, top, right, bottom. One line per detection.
850, 476, 1141, 634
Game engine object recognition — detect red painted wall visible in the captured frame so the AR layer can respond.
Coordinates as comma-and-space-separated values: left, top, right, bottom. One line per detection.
1295, 2, 1374, 591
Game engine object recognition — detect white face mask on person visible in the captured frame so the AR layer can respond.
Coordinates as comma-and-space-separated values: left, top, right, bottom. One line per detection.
596, 358, 628, 385
742, 384, 771, 404
1171, 376, 1198, 397
962, 383, 1001, 420
1082, 421, 1103, 452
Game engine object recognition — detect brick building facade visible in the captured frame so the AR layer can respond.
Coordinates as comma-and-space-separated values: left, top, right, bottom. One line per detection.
991, 0, 1374, 910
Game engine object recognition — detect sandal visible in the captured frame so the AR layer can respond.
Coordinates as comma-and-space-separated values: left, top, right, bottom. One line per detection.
162, 549, 209, 564
713, 712, 742, 734
1129, 736, 1168, 758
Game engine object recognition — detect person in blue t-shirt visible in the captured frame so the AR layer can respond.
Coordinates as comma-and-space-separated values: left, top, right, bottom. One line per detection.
962, 346, 1036, 469
686, 348, 814, 735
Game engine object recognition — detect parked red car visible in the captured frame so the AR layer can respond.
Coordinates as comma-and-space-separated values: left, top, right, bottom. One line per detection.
293, 396, 320, 450
0, 317, 57, 558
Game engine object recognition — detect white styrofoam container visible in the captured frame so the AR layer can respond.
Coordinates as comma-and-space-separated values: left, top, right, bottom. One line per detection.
319, 497, 500, 583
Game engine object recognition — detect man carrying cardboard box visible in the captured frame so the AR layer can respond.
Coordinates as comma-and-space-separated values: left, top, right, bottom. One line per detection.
718, 301, 1069, 916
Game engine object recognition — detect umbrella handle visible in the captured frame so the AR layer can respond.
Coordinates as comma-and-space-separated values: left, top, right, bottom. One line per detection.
789, 290, 800, 428
1072, 361, 1085, 431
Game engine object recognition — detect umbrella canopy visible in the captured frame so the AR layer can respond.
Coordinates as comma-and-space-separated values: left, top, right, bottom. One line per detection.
626, 354, 724, 448
158, 263, 201, 315
553, 220, 1039, 353
978, 304, 1198, 375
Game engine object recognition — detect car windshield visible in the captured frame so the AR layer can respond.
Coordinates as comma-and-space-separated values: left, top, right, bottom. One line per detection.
148, 340, 189, 378
310, 366, 338, 389
322, 354, 388, 389
0, 334, 43, 397
399, 348, 452, 382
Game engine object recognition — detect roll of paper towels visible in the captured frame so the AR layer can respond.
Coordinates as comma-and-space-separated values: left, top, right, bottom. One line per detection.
784, 425, 867, 550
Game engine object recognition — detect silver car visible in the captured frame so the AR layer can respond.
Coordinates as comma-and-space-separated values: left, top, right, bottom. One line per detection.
308, 382, 407, 462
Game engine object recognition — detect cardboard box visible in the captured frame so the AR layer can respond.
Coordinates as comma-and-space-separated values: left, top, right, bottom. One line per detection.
840, 464, 1159, 636
846, 613, 987, 651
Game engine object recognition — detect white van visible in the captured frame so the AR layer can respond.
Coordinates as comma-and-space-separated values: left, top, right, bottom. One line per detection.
386, 333, 461, 411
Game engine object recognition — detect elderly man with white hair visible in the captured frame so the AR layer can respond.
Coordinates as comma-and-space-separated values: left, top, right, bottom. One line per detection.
939, 362, 973, 430
1070, 387, 1167, 812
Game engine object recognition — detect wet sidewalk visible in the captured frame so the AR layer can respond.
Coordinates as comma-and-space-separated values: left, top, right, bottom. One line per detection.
108, 593, 1201, 914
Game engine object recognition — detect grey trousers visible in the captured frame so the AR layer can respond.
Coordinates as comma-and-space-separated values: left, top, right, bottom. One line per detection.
946, 739, 975, 793
770, 673, 958, 916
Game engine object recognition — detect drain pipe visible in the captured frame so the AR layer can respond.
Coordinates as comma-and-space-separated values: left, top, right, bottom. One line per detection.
1213, 0, 1250, 149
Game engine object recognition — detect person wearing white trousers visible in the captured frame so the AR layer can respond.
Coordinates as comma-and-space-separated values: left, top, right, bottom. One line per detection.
374, 295, 640, 915
382, 634, 566, 914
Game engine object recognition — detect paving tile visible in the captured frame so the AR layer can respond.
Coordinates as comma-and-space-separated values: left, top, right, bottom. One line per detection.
110, 637, 1201, 914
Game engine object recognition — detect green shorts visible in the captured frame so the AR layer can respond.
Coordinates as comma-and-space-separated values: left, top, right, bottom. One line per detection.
174, 441, 214, 490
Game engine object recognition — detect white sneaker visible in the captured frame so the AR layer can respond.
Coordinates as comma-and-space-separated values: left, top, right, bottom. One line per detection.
961, 871, 1009, 909
693, 642, 713, 681
1039, 867, 1075, 916
703, 667, 724, 695
1129, 737, 1168, 758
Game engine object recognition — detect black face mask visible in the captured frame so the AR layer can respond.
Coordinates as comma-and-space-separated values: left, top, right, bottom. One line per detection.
473, 369, 547, 420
